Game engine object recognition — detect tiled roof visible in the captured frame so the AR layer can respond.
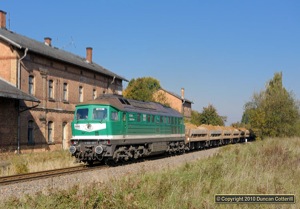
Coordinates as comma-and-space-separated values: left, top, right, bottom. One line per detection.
0, 77, 39, 102
0, 28, 128, 82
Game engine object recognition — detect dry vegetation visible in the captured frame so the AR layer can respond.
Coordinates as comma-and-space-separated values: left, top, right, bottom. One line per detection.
1, 138, 300, 208
0, 150, 79, 176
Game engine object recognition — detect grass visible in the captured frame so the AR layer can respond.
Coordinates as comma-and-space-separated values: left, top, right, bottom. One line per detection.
0, 150, 78, 176
1, 137, 300, 208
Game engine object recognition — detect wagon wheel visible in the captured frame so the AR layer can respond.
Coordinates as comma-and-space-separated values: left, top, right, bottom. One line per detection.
105, 158, 117, 166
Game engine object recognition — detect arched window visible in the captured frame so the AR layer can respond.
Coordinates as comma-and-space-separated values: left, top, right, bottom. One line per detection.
28, 120, 34, 145
93, 89, 97, 100
28, 75, 34, 95
62, 122, 67, 149
79, 86, 83, 102
49, 80, 54, 99
63, 82, 68, 101
48, 121, 53, 143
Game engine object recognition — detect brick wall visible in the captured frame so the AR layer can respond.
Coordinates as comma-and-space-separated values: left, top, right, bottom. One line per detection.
0, 42, 124, 153
154, 89, 192, 119
0, 40, 18, 84
0, 99, 18, 152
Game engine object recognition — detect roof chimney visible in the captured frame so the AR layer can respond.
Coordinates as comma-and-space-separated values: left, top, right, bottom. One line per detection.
0, 10, 7, 29
86, 47, 93, 63
181, 88, 185, 99
44, 37, 52, 46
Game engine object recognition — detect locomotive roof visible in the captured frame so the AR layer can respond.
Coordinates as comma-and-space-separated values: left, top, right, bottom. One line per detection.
77, 94, 182, 117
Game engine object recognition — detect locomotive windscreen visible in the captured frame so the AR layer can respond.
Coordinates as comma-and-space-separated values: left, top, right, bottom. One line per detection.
76, 108, 88, 120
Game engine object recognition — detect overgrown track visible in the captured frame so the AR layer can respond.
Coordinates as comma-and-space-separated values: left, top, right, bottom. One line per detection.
0, 164, 107, 186
0, 152, 188, 186
0, 144, 241, 186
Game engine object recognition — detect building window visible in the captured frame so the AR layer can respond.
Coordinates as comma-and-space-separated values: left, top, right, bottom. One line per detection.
28, 120, 34, 145
63, 83, 68, 101
28, 75, 34, 95
48, 121, 53, 143
62, 122, 67, 149
79, 86, 83, 102
93, 89, 97, 100
49, 80, 54, 99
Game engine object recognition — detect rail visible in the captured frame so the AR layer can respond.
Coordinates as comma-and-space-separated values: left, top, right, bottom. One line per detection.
0, 165, 105, 186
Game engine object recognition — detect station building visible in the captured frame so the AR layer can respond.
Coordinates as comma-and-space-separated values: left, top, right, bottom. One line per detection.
0, 10, 127, 153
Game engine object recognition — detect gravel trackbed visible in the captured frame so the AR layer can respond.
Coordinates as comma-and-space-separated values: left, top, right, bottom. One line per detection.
0, 148, 219, 201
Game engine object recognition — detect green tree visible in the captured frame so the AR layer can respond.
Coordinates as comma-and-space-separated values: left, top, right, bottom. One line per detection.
190, 110, 202, 126
123, 77, 161, 102
243, 72, 300, 137
200, 104, 225, 126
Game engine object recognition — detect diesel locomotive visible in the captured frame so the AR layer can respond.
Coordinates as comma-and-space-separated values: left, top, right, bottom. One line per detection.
69, 94, 250, 165
69, 94, 186, 165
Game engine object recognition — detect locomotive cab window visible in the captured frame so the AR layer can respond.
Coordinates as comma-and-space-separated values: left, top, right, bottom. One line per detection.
111, 111, 119, 121
93, 107, 108, 120
76, 108, 89, 120
123, 112, 127, 121
137, 113, 141, 122
147, 115, 151, 122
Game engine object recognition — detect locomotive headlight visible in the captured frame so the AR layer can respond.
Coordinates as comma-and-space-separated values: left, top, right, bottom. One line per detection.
95, 145, 104, 154
69, 145, 77, 154
72, 141, 78, 145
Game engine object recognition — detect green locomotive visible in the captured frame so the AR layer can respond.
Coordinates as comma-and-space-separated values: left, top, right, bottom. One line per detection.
69, 94, 186, 165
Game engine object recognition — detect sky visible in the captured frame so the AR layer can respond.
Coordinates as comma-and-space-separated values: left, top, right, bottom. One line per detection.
1, 0, 299, 125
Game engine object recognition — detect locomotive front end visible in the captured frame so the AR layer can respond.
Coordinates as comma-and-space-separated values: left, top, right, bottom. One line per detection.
69, 104, 116, 164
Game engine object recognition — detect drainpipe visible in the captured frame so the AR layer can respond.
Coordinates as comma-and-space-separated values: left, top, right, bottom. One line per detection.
111, 76, 116, 84
106, 76, 116, 94
17, 48, 28, 154
17, 48, 28, 88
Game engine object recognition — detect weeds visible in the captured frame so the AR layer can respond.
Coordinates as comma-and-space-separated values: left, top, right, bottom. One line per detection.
1, 138, 300, 208
0, 150, 78, 176
13, 160, 29, 174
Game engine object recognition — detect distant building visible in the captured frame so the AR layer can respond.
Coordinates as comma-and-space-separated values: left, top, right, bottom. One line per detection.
154, 88, 193, 119
0, 10, 127, 153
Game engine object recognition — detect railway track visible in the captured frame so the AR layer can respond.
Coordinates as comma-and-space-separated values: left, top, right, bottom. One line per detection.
0, 146, 230, 186
0, 153, 182, 186
0, 164, 106, 186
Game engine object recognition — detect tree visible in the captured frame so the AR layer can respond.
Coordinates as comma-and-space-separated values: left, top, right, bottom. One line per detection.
200, 104, 225, 126
190, 110, 202, 126
242, 72, 300, 137
123, 77, 161, 102
190, 105, 226, 126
